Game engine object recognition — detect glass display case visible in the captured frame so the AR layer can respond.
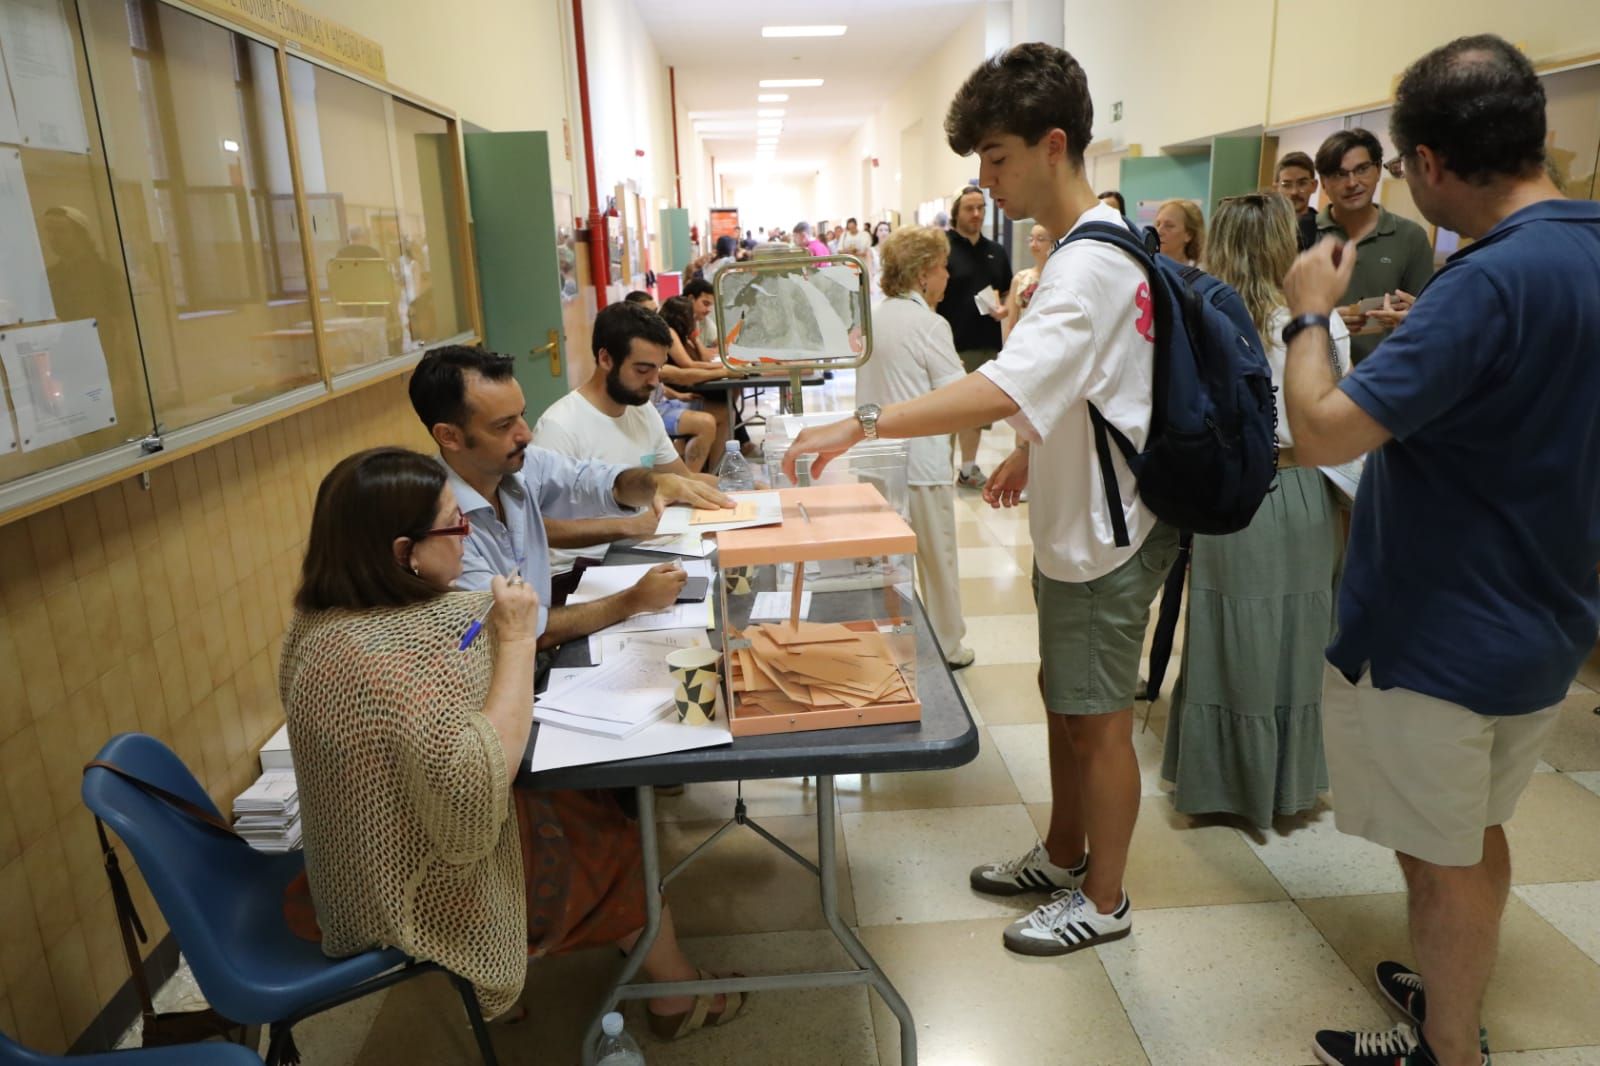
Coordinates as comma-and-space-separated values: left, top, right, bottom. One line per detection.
716, 483, 920, 736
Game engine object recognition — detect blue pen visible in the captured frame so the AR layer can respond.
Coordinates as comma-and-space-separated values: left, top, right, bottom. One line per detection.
459, 559, 525, 650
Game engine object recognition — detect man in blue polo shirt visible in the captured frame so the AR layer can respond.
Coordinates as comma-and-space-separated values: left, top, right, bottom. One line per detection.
1279, 35, 1600, 1066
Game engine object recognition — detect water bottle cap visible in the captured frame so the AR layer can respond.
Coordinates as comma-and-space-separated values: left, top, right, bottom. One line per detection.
602, 1011, 624, 1036
725, 440, 740, 452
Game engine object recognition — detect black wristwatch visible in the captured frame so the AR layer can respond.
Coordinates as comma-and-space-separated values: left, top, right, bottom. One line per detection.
1282, 312, 1332, 347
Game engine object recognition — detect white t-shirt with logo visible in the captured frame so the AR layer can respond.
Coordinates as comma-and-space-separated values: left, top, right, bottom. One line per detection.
977, 202, 1157, 583
531, 390, 679, 573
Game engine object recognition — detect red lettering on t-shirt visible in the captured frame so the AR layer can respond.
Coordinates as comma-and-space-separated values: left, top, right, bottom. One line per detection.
1134, 282, 1155, 342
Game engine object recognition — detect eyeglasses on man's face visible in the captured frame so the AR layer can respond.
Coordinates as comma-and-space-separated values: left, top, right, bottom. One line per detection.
1329, 161, 1379, 184
1276, 176, 1316, 191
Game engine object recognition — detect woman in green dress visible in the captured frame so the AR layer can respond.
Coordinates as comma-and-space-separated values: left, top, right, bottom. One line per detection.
1161, 193, 1352, 828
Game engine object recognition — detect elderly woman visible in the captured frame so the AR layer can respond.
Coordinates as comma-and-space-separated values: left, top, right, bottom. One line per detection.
1153, 199, 1206, 266
279, 447, 745, 1037
856, 225, 975, 669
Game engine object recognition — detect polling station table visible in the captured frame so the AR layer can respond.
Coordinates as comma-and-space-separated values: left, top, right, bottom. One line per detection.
518, 547, 979, 1065
689, 372, 825, 434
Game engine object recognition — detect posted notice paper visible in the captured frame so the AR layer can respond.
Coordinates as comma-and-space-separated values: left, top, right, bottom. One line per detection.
0, 148, 54, 325
0, 0, 90, 154
0, 318, 116, 450
0, 43, 23, 144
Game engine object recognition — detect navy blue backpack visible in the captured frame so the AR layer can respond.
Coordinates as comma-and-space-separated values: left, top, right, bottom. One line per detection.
1057, 220, 1277, 544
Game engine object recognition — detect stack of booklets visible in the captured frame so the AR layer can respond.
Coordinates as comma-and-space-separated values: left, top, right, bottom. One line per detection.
533, 652, 676, 739
232, 769, 302, 853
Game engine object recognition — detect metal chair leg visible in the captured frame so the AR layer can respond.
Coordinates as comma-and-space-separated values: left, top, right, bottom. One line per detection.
449, 972, 501, 1066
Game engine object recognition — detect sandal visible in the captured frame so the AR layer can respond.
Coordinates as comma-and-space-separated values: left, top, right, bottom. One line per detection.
646, 970, 752, 1040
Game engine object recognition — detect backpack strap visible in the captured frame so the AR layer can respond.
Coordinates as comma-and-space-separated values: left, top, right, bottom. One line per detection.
1056, 220, 1172, 550
83, 759, 242, 839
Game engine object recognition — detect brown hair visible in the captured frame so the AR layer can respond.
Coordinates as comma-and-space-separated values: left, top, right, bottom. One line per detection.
295, 448, 449, 612
1275, 151, 1315, 177
1158, 200, 1206, 264
879, 225, 950, 299
945, 42, 1092, 165
1315, 128, 1383, 177
1207, 194, 1298, 337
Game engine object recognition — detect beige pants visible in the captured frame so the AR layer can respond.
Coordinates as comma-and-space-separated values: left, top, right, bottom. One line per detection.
909, 484, 966, 659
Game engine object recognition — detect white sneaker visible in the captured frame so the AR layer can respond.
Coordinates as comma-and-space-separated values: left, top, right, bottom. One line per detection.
1002, 888, 1132, 956
969, 842, 1086, 897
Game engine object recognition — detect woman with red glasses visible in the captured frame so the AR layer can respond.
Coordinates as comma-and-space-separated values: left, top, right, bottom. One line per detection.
278, 447, 745, 1037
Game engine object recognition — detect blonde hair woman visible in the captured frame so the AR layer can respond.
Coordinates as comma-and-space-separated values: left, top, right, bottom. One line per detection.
857, 225, 974, 668
1153, 199, 1205, 265
1002, 223, 1051, 343
1160, 194, 1351, 828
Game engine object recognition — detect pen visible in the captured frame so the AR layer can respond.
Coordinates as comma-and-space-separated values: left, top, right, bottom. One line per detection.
797, 502, 811, 524
459, 559, 525, 650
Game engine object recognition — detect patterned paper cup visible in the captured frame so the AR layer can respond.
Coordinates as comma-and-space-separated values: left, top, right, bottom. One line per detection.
666, 647, 723, 725
723, 566, 754, 595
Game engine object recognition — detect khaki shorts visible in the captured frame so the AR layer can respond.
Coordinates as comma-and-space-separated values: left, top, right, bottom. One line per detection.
1322, 663, 1560, 866
1033, 523, 1181, 716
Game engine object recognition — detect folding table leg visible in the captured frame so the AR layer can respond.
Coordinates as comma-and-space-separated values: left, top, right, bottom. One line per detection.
581, 785, 662, 1066
816, 775, 917, 1064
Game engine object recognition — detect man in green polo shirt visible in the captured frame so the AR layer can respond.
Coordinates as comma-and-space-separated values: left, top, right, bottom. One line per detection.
1314, 128, 1435, 362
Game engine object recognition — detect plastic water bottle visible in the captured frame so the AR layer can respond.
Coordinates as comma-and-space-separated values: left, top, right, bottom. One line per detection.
716, 440, 755, 492
594, 1011, 645, 1065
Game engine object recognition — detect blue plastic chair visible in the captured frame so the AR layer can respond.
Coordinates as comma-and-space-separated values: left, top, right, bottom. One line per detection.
0, 1030, 261, 1064
81, 734, 500, 1066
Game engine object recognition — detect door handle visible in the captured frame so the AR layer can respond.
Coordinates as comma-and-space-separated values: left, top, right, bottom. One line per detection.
530, 329, 562, 377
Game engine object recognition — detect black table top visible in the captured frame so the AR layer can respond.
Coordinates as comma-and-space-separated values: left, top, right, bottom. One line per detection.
518, 550, 979, 791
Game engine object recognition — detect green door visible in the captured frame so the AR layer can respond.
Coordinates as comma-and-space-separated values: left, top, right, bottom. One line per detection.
465, 131, 570, 420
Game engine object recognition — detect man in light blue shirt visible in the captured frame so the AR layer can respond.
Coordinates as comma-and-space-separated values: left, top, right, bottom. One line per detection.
410, 344, 729, 650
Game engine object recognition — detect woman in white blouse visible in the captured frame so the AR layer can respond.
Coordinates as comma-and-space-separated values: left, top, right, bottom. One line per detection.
855, 225, 974, 668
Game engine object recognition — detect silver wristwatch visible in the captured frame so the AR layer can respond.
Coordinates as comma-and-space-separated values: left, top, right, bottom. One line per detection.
855, 403, 882, 441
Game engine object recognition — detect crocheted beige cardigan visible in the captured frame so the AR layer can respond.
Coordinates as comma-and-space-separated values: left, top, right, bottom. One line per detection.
278, 591, 525, 1018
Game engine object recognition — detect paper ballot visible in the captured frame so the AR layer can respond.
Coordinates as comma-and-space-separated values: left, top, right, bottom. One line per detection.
655, 491, 783, 536
533, 653, 675, 738
531, 667, 732, 772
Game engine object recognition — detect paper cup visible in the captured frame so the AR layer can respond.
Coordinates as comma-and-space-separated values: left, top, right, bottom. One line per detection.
666, 647, 723, 725
723, 566, 754, 596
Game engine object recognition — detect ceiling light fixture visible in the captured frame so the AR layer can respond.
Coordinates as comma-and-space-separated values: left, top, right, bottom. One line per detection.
758, 78, 823, 88
761, 25, 847, 38
757, 109, 785, 118
757, 93, 789, 103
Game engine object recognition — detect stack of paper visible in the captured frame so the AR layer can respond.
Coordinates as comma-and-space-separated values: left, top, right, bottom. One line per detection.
729, 620, 913, 717
588, 627, 711, 664
232, 769, 302, 853
655, 491, 783, 535
531, 668, 733, 772
571, 561, 716, 637
534, 652, 676, 738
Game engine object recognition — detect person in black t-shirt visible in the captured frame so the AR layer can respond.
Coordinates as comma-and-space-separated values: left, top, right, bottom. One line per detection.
1274, 151, 1321, 251
938, 185, 1013, 487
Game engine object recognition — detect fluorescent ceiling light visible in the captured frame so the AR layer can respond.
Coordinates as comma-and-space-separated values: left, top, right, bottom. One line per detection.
757, 109, 785, 118
757, 93, 789, 103
759, 78, 823, 88
221, 138, 240, 152
762, 25, 847, 38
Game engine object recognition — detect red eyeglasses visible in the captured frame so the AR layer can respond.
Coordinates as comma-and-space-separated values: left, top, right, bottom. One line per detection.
417, 511, 471, 539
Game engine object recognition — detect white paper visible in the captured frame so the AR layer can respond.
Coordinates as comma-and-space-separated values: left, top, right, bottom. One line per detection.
973, 286, 1000, 316
655, 490, 783, 536
0, 318, 116, 449
586, 598, 714, 639
1319, 457, 1365, 501
0, 402, 15, 453
570, 560, 713, 602
533, 704, 672, 739
750, 591, 811, 621
0, 43, 22, 144
530, 706, 733, 773
0, 0, 89, 154
535, 652, 674, 725
589, 627, 711, 665
0, 148, 54, 325
632, 531, 716, 557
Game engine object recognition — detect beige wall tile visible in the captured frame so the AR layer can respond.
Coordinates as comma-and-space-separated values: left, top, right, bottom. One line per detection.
177, 617, 215, 708
105, 554, 149, 655
80, 568, 122, 668
0, 797, 18, 870
0, 618, 27, 743
0, 988, 15, 1043
137, 547, 176, 642
43, 585, 97, 698
0, 520, 43, 608
80, 899, 127, 1007
150, 630, 188, 727
8, 959, 66, 1053
1, 728, 58, 851
60, 495, 106, 582
221, 595, 248, 680
9, 597, 65, 719
0, 857, 46, 988
23, 836, 76, 948
198, 603, 229, 691
126, 647, 170, 739
119, 477, 159, 550
26, 509, 75, 598
97, 662, 139, 744
45, 923, 97, 1042
91, 484, 133, 563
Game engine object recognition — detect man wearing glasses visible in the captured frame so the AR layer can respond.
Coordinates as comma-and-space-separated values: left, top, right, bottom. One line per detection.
1313, 128, 1436, 363
1274, 151, 1321, 251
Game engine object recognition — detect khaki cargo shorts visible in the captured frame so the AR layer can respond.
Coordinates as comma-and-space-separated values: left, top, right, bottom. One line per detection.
1032, 523, 1180, 716
1322, 663, 1560, 866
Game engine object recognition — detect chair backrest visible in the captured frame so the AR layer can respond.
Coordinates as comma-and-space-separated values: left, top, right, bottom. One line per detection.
0, 1030, 50, 1065
80, 733, 303, 1021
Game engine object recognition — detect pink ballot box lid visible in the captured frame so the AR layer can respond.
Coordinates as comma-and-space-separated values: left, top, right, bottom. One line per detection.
716, 483, 916, 566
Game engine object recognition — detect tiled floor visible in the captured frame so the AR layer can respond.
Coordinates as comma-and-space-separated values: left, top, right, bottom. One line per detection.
129, 377, 1600, 1064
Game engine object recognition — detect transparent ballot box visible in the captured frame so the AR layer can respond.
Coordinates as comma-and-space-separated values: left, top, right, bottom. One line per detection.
760, 413, 911, 522
716, 483, 921, 736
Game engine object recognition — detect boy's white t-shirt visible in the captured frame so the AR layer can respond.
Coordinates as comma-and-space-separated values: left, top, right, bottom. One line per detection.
977, 202, 1158, 583
530, 390, 680, 574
